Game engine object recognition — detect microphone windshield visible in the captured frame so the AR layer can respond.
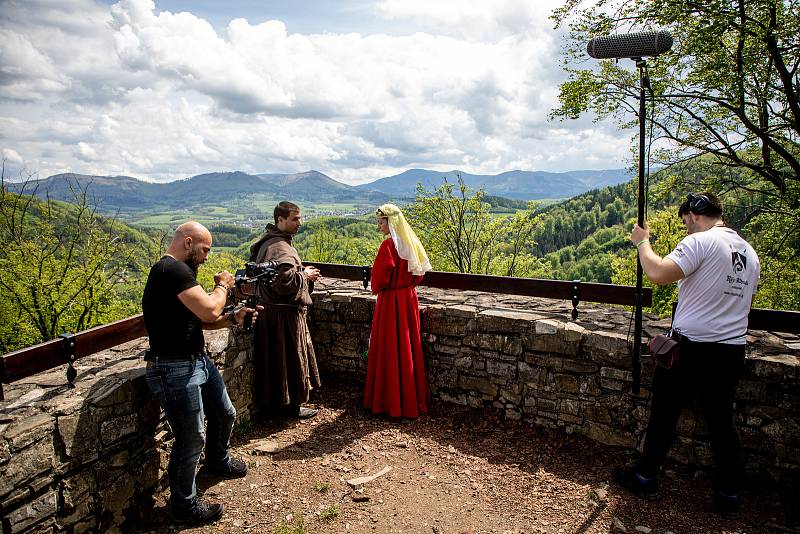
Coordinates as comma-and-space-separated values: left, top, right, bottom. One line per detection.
587, 30, 673, 59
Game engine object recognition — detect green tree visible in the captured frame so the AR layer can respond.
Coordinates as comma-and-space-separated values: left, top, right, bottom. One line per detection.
552, 0, 799, 202
407, 175, 541, 276
0, 171, 141, 350
611, 208, 685, 316
553, 0, 800, 309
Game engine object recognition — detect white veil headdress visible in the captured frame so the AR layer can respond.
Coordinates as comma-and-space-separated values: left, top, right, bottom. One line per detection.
376, 203, 432, 276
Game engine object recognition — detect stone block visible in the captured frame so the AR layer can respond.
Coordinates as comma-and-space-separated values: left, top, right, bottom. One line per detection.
561, 358, 599, 374
534, 319, 559, 335
57, 411, 101, 463
55, 495, 94, 531
536, 398, 557, 413
439, 304, 478, 319
600, 367, 633, 382
750, 354, 799, 381
558, 413, 582, 424
477, 309, 534, 334
524, 352, 563, 370
0, 436, 55, 502
583, 331, 630, 365
101, 471, 135, 527
555, 375, 579, 394
563, 322, 586, 343
583, 404, 611, 424
4, 490, 57, 534
459, 376, 497, 397
0, 438, 10, 465
433, 368, 459, 388
228, 349, 248, 369
61, 471, 96, 511
204, 328, 231, 355
454, 356, 473, 368
4, 413, 53, 452
599, 378, 624, 391
100, 413, 139, 446
560, 398, 581, 416
486, 359, 517, 379
434, 343, 461, 355
578, 377, 602, 397
518, 361, 543, 382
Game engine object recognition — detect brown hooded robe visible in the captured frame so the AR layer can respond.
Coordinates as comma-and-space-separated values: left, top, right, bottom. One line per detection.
250, 224, 320, 410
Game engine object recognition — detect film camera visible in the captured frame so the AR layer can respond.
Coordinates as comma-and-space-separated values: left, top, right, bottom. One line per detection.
225, 261, 279, 331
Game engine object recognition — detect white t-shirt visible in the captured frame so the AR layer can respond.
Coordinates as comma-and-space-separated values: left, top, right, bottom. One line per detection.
666, 226, 760, 344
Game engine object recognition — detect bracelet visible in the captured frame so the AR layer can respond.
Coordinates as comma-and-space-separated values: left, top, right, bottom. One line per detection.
214, 283, 229, 292
635, 239, 649, 248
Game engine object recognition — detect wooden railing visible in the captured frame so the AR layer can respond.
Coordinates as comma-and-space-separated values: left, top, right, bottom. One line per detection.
1, 315, 146, 400
2, 263, 798, 400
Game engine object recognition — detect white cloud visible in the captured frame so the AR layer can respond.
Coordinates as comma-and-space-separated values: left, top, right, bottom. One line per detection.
0, 0, 633, 185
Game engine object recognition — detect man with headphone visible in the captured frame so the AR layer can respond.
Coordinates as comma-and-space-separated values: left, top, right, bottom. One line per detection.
614, 192, 760, 518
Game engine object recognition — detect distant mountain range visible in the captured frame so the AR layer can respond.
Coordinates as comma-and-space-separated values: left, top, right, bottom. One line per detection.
356, 168, 631, 200
7, 168, 632, 212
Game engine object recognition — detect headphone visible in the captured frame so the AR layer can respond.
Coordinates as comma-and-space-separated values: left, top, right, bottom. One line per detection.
686, 193, 714, 215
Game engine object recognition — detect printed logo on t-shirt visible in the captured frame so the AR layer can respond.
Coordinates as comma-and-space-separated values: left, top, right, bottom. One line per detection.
672, 245, 686, 259
731, 250, 747, 273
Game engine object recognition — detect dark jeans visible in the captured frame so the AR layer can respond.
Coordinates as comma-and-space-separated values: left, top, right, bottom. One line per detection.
145, 355, 236, 508
638, 338, 746, 495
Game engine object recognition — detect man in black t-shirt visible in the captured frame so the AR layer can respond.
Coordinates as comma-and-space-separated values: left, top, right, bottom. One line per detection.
143, 221, 258, 525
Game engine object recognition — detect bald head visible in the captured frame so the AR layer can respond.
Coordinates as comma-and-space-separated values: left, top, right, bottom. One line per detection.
167, 221, 212, 270
172, 221, 211, 247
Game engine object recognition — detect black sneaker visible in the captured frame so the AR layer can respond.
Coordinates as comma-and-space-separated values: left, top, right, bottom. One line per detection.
201, 457, 248, 479
171, 498, 224, 524
612, 465, 660, 500
713, 492, 741, 519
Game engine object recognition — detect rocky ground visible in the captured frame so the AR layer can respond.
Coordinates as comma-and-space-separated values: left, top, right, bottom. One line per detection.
134, 379, 794, 534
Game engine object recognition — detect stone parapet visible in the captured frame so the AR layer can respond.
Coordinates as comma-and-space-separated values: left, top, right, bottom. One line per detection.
0, 279, 798, 532
308, 281, 800, 485
0, 329, 254, 533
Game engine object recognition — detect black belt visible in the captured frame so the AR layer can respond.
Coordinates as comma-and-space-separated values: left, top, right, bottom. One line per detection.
144, 350, 205, 362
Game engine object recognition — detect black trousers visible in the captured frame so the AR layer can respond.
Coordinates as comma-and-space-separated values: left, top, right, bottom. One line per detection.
638, 338, 746, 494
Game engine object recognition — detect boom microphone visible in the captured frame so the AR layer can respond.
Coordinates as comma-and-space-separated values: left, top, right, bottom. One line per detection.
587, 30, 673, 59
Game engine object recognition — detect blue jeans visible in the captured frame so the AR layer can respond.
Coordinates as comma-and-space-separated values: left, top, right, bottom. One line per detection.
145, 355, 236, 508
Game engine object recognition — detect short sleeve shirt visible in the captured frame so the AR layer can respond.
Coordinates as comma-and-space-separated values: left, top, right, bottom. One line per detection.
666, 226, 760, 344
142, 256, 204, 356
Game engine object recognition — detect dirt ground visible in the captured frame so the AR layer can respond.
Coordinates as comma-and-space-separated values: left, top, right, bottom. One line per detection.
135, 378, 794, 534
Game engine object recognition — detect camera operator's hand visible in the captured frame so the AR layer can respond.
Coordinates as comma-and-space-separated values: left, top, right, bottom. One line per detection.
231, 304, 264, 326
214, 270, 235, 289
304, 265, 322, 282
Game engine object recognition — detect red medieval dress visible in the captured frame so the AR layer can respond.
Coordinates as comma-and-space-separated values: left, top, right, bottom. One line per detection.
363, 238, 429, 417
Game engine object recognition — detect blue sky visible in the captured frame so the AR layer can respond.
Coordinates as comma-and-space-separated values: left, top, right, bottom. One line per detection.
0, 0, 631, 184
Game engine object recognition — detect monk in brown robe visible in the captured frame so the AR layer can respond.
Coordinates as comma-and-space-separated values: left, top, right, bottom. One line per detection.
250, 201, 322, 419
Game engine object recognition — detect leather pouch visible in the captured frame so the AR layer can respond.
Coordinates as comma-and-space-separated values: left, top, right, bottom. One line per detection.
648, 333, 681, 369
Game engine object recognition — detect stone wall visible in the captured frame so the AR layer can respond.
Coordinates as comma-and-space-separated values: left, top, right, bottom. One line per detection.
1, 281, 798, 532
308, 282, 800, 485
0, 329, 254, 534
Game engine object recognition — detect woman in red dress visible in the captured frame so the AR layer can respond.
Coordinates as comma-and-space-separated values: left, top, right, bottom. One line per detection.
364, 204, 432, 417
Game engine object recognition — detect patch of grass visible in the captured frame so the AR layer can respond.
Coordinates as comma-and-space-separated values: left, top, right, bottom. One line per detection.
273, 513, 307, 534
232, 417, 254, 437
319, 504, 340, 522
313, 481, 331, 493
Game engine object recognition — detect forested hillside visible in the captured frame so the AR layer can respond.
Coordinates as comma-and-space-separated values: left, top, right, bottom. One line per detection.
4, 164, 797, 353
0, 187, 166, 352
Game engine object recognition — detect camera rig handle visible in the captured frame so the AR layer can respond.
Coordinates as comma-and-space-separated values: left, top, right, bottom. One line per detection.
227, 261, 280, 333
